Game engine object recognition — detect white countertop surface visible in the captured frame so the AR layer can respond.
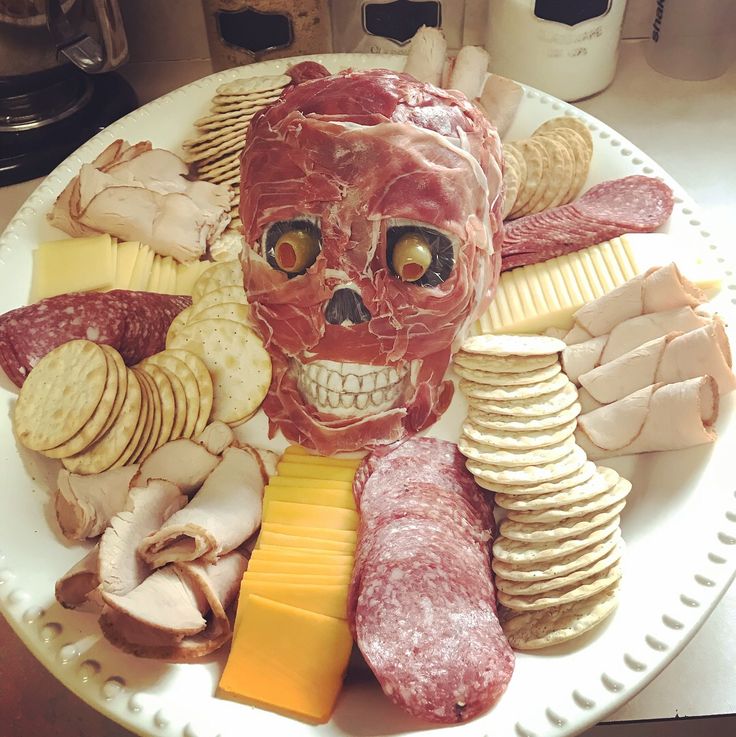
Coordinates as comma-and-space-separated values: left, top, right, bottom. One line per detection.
1, 38, 735, 736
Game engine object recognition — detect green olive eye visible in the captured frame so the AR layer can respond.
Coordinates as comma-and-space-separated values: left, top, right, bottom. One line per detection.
391, 233, 433, 282
273, 229, 320, 274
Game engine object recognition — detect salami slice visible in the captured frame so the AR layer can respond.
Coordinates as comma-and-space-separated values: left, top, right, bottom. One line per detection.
350, 437, 513, 723
501, 175, 674, 271
0, 290, 191, 387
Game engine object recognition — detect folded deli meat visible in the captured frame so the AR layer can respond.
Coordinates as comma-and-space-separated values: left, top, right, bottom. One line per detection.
239, 63, 504, 454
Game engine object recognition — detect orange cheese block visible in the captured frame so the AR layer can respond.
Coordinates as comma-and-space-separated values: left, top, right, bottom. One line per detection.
220, 594, 353, 723
258, 531, 355, 554
247, 559, 354, 575
276, 461, 357, 483
261, 523, 358, 544
250, 549, 353, 566
263, 484, 356, 510
267, 476, 352, 491
243, 572, 350, 585
263, 500, 359, 530
281, 447, 363, 469
240, 584, 349, 620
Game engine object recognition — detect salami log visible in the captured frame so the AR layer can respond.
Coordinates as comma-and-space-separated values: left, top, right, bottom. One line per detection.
350, 437, 513, 723
501, 175, 674, 270
0, 290, 191, 386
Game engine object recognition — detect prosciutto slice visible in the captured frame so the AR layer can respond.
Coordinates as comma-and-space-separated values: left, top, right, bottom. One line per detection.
578, 321, 736, 404
575, 376, 718, 459
562, 306, 713, 383
565, 264, 705, 344
99, 551, 247, 661
138, 446, 266, 567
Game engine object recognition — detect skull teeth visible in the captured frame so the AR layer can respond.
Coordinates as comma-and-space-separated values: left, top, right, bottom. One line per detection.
294, 359, 416, 418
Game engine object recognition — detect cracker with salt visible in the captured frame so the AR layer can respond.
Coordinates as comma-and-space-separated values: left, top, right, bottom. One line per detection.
467, 444, 587, 486
500, 502, 626, 543
467, 401, 581, 432
459, 434, 575, 468
462, 418, 576, 451
475, 459, 596, 495
466, 380, 577, 417
502, 579, 620, 650
460, 370, 568, 400
454, 361, 560, 386
453, 351, 558, 373
461, 333, 565, 358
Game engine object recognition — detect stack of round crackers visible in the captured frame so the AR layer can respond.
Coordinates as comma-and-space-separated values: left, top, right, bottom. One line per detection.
503, 116, 593, 220
454, 333, 629, 650
184, 74, 291, 227
14, 339, 213, 475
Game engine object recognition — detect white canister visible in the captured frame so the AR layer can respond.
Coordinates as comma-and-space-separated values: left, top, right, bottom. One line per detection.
485, 0, 629, 101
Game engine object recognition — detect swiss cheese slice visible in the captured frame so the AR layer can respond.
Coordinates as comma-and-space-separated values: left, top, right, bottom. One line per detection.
114, 241, 141, 289
129, 244, 155, 291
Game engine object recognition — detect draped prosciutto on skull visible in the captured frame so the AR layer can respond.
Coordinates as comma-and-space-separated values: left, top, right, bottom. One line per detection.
239, 63, 504, 454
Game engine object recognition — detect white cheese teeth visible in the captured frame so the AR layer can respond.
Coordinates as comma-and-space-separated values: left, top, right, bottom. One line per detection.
294, 359, 416, 418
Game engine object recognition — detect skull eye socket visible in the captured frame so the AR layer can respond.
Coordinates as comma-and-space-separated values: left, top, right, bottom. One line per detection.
264, 219, 321, 277
387, 225, 454, 287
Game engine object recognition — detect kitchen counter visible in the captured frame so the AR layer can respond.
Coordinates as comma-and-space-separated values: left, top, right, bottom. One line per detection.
1, 39, 735, 737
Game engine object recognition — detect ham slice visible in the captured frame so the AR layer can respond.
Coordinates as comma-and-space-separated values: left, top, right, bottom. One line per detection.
55, 464, 139, 540
99, 551, 247, 661
565, 264, 705, 344
579, 320, 736, 404
55, 547, 102, 612
138, 446, 266, 568
563, 306, 713, 382
575, 376, 718, 459
99, 480, 186, 597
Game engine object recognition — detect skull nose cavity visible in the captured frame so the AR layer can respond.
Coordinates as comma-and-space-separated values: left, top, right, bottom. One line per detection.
324, 288, 372, 326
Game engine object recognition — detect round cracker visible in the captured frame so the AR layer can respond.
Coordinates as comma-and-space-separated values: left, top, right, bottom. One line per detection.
459, 370, 568, 400
153, 363, 187, 440
498, 562, 622, 612
460, 434, 576, 468
192, 260, 243, 303
460, 333, 565, 358
43, 347, 122, 459
454, 361, 561, 386
114, 372, 150, 468
184, 124, 248, 155
534, 131, 577, 208
138, 363, 176, 449
15, 340, 108, 451
189, 285, 247, 320
167, 320, 269, 426
476, 459, 596, 495
499, 500, 626, 543
496, 541, 624, 596
533, 119, 593, 202
162, 349, 214, 435
141, 353, 200, 439
61, 369, 142, 474
502, 149, 521, 220
501, 579, 619, 650
183, 134, 245, 164
493, 528, 622, 582
506, 478, 631, 523
462, 418, 576, 451
534, 115, 593, 150
526, 133, 574, 214
132, 367, 162, 463
468, 401, 581, 432
508, 138, 548, 218
189, 301, 250, 328
467, 444, 587, 486
166, 305, 194, 347
492, 514, 620, 565
467, 380, 577, 417
453, 351, 558, 373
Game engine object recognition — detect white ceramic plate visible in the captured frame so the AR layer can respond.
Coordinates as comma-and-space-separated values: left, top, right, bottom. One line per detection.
1, 54, 735, 737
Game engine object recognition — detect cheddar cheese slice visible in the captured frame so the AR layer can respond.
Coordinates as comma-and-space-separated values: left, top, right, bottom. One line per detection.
220, 594, 353, 723
264, 485, 356, 510
263, 500, 359, 530
281, 447, 363, 469
276, 462, 357, 483
239, 583, 349, 620
261, 523, 357, 544
258, 531, 355, 554
247, 559, 354, 575
243, 572, 350, 585
267, 476, 352, 491
250, 549, 353, 565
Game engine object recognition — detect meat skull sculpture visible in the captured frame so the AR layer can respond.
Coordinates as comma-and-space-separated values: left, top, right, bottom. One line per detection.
240, 63, 504, 454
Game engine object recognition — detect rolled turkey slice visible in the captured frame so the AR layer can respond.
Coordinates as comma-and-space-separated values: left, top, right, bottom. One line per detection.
138, 446, 265, 568
565, 264, 706, 344
55, 546, 102, 612
579, 320, 736, 404
403, 26, 447, 86
448, 46, 490, 99
99, 479, 186, 597
476, 74, 523, 139
195, 420, 235, 456
563, 306, 714, 383
99, 551, 247, 661
135, 438, 221, 495
55, 464, 140, 540
575, 375, 718, 459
